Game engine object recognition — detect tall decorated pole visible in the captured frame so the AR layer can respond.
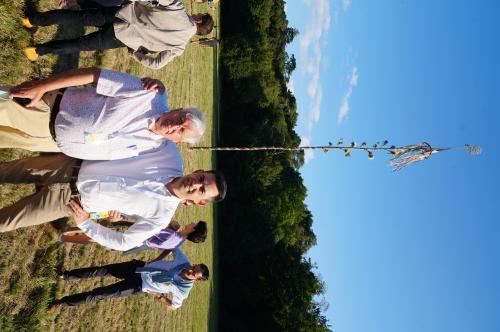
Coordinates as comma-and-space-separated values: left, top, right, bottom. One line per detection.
190, 140, 482, 171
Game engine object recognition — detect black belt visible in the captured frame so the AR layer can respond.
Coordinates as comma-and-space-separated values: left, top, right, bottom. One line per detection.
69, 159, 83, 197
48, 88, 66, 141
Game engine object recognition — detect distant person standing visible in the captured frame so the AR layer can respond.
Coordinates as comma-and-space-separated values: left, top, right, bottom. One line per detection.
49, 248, 208, 310
190, 37, 219, 48
22, 0, 214, 69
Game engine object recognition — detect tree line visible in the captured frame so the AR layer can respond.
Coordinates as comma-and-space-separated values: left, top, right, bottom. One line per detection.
218, 1, 331, 331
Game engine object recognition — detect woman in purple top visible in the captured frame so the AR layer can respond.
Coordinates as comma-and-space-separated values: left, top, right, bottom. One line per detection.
59, 220, 207, 255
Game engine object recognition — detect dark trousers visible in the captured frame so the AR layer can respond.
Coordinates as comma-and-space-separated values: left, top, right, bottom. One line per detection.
77, 0, 124, 9
58, 260, 145, 307
29, 8, 125, 56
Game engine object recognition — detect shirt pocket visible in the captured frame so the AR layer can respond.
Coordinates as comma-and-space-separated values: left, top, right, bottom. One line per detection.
98, 177, 126, 193
109, 144, 139, 159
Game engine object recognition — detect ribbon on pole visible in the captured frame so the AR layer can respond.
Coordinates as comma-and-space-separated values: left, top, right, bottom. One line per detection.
190, 141, 482, 171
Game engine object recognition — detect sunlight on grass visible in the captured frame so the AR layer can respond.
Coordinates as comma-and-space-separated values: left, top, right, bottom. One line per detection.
0, 1, 220, 331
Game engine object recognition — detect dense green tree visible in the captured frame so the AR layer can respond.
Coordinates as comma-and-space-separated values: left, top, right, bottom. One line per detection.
285, 54, 297, 81
218, 0, 331, 331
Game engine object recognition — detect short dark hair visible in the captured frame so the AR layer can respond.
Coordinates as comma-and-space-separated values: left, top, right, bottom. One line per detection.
196, 14, 214, 35
206, 170, 227, 202
186, 221, 207, 243
198, 264, 209, 281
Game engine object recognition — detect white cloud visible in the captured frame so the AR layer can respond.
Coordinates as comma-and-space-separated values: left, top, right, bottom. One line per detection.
338, 66, 358, 125
342, 0, 351, 11
300, 136, 315, 163
299, 0, 331, 162
287, 78, 295, 94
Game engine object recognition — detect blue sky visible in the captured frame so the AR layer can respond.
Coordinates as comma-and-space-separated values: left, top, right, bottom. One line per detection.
285, 1, 500, 331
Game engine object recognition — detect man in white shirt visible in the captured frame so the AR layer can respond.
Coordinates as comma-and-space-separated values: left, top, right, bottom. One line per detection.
49, 248, 206, 310
0, 148, 227, 251
2, 68, 206, 158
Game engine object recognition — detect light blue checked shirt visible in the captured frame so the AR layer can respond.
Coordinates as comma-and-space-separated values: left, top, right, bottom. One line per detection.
139, 248, 194, 309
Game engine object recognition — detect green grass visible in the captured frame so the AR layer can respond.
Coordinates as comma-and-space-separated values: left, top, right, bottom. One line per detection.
0, 1, 220, 331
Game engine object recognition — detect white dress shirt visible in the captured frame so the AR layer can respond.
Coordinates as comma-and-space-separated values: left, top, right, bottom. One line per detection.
55, 69, 168, 160
140, 248, 193, 309
76, 141, 183, 251
79, 140, 183, 183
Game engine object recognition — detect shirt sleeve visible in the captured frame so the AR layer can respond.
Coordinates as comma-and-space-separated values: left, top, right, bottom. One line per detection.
96, 68, 147, 97
132, 0, 183, 7
78, 217, 165, 251
170, 248, 190, 266
57, 142, 140, 161
155, 0, 185, 9
170, 292, 184, 309
143, 282, 184, 309
130, 49, 182, 70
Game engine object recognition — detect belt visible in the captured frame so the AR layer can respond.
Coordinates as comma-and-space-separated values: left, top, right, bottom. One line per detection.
69, 159, 83, 197
48, 88, 66, 141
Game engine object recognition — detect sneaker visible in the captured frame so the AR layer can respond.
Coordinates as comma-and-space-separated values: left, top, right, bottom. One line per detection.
20, 17, 34, 29
23, 47, 39, 61
56, 270, 65, 280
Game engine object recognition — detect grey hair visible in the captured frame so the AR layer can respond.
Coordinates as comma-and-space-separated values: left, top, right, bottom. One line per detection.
182, 108, 206, 144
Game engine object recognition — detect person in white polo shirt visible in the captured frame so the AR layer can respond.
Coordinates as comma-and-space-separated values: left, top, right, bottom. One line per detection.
1, 68, 206, 159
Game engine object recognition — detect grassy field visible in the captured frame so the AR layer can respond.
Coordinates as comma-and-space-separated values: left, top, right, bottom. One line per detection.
0, 1, 220, 331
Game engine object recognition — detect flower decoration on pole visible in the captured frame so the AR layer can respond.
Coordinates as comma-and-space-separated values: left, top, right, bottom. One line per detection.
388, 142, 448, 171
190, 141, 482, 171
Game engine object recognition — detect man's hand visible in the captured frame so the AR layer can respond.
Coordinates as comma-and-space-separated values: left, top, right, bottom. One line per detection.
67, 199, 90, 225
141, 77, 165, 93
150, 292, 163, 299
157, 295, 175, 310
168, 220, 180, 231
9, 80, 48, 107
108, 210, 123, 222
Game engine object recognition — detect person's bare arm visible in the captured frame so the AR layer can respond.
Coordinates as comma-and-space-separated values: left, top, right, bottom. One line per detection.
148, 292, 175, 309
9, 68, 101, 107
157, 295, 175, 310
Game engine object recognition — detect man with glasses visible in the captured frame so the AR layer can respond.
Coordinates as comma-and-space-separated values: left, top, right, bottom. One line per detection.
2, 68, 206, 158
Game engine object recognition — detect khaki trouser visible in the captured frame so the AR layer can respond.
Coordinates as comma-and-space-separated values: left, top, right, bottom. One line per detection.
0, 154, 79, 232
0, 87, 60, 152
